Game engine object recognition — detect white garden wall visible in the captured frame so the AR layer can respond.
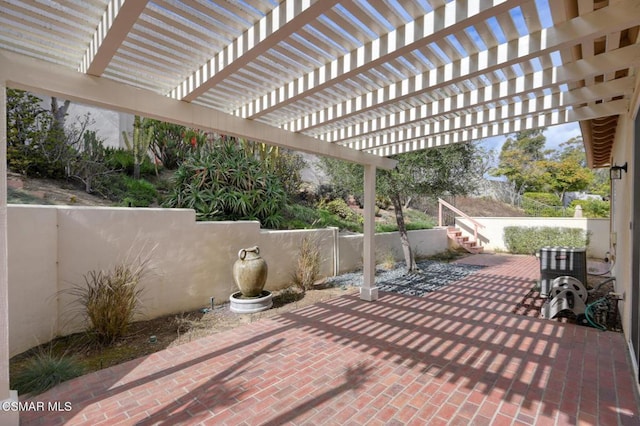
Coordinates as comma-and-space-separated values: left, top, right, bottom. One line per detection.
454, 216, 610, 258
8, 205, 447, 356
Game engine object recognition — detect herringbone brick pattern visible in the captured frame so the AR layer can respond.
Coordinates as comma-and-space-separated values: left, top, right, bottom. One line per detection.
20, 254, 640, 425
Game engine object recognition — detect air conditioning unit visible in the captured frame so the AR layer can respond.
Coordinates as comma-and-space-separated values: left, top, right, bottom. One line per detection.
539, 247, 587, 298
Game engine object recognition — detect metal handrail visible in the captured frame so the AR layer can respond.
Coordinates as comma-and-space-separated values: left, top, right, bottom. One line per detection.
438, 198, 485, 245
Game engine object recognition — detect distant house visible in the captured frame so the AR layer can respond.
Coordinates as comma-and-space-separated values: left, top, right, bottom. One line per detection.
563, 192, 604, 207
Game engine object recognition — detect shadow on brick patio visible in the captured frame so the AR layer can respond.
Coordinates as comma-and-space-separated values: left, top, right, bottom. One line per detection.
20, 255, 640, 425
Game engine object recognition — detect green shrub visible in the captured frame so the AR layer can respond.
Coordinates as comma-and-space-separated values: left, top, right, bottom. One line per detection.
375, 221, 434, 233
406, 220, 435, 230
523, 193, 566, 216
266, 149, 305, 201
105, 148, 156, 177
570, 199, 610, 218
376, 196, 391, 210
280, 204, 362, 232
121, 177, 157, 207
315, 184, 348, 203
7, 89, 74, 179
12, 349, 84, 395
89, 174, 157, 207
292, 237, 321, 291
503, 226, 590, 254
7, 131, 73, 179
69, 261, 147, 345
376, 210, 434, 232
164, 140, 287, 228
324, 199, 362, 224
523, 192, 562, 205
375, 223, 398, 233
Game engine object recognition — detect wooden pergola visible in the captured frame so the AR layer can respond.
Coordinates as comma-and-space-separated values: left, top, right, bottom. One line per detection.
1, 1, 639, 420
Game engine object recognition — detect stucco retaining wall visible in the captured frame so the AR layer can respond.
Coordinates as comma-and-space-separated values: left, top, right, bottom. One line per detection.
455, 216, 610, 258
8, 205, 447, 356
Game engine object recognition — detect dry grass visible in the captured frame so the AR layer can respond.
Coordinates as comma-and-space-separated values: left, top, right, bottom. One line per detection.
292, 237, 321, 291
10, 285, 356, 388
66, 260, 147, 345
377, 249, 397, 270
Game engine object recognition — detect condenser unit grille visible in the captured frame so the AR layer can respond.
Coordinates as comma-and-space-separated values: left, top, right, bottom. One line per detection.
539, 247, 587, 298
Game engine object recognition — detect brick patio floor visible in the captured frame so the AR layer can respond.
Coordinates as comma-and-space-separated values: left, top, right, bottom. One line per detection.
20, 254, 640, 425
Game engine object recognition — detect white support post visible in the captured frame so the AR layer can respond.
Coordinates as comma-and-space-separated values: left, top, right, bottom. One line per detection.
0, 83, 19, 424
360, 164, 378, 301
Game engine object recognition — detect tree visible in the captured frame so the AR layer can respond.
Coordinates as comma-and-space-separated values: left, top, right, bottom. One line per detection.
491, 130, 598, 207
491, 128, 549, 195
7, 89, 51, 175
6, 89, 75, 178
321, 142, 481, 271
587, 168, 610, 196
542, 137, 594, 203
50, 97, 71, 130
6, 88, 47, 149
384, 143, 481, 270
68, 130, 114, 193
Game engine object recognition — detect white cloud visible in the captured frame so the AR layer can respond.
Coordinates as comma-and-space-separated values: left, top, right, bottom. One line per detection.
476, 122, 582, 153
544, 122, 581, 150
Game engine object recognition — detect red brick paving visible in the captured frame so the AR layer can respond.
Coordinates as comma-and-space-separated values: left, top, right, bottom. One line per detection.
20, 254, 640, 425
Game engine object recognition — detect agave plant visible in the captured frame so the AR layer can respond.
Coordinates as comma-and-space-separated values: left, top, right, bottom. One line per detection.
164, 138, 286, 227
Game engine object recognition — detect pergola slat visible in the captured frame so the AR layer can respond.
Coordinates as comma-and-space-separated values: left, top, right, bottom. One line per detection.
365, 100, 629, 156
283, 2, 639, 136
342, 80, 632, 150
238, 0, 527, 119
316, 45, 640, 143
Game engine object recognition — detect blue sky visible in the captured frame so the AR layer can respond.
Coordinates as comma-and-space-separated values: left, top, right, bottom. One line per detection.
478, 122, 581, 153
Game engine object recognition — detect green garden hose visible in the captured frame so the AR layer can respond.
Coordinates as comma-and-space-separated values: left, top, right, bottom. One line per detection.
585, 297, 608, 331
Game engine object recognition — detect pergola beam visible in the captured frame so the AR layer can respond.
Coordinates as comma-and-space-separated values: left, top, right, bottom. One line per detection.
0, 49, 396, 170
80, 0, 150, 75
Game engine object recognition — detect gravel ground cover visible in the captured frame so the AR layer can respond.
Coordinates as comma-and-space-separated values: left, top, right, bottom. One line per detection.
325, 260, 485, 297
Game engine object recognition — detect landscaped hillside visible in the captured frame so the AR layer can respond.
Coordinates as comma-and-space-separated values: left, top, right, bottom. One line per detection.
453, 196, 526, 217
8, 173, 116, 206
8, 172, 525, 220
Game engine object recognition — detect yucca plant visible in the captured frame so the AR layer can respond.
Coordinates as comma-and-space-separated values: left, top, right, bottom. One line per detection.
70, 261, 147, 345
12, 348, 84, 395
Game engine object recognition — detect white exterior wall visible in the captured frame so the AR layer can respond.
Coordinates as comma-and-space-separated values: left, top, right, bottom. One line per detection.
610, 114, 635, 371
455, 217, 610, 258
7, 205, 447, 356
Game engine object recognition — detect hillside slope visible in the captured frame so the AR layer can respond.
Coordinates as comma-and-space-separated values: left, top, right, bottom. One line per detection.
453, 196, 525, 217
8, 173, 115, 206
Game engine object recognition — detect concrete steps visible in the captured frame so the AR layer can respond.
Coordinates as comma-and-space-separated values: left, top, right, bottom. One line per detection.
446, 226, 484, 254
